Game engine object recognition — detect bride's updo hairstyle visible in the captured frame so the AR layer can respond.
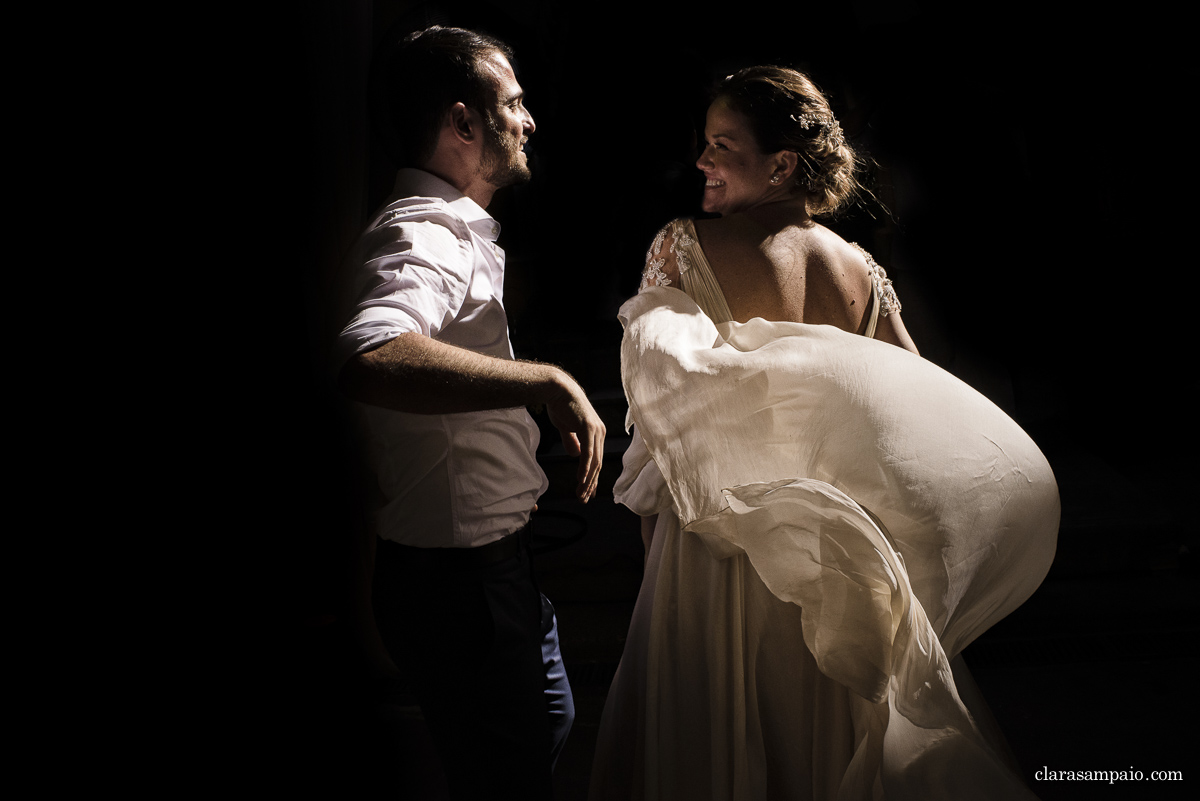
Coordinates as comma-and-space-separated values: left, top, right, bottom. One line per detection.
714, 66, 865, 217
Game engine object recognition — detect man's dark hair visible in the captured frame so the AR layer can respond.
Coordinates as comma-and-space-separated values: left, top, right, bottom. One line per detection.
370, 25, 514, 167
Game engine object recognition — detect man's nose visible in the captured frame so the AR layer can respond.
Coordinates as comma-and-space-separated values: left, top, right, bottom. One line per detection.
524, 107, 536, 134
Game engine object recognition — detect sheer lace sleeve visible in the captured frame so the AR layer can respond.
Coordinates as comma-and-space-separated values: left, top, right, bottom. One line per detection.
849, 243, 902, 316
639, 220, 694, 291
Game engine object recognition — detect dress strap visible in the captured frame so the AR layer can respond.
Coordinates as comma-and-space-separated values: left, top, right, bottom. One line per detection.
849, 243, 901, 340
675, 219, 735, 323
863, 279, 881, 339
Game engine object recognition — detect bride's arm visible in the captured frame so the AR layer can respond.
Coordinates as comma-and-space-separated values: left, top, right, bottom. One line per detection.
853, 242, 919, 355
875, 312, 919, 355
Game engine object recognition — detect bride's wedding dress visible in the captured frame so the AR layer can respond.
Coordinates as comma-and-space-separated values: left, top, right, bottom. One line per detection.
590, 220, 1059, 800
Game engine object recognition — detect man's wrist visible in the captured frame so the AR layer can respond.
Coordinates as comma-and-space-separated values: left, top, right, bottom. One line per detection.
531, 363, 576, 405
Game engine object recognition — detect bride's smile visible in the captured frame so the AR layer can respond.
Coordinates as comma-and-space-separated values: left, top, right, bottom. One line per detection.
696, 96, 795, 215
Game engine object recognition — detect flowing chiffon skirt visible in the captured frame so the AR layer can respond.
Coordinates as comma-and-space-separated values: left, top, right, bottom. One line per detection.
590, 287, 1059, 800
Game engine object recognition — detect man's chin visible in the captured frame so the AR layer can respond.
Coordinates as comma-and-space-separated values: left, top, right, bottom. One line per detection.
488, 164, 532, 189
511, 154, 532, 183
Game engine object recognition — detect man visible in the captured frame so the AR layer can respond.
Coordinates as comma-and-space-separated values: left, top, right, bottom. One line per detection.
336, 26, 604, 799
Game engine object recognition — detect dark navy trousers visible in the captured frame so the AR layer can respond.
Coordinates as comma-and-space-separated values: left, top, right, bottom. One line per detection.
373, 532, 574, 799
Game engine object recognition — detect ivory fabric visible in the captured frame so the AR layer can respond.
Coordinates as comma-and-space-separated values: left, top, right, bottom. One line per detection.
591, 283, 1059, 800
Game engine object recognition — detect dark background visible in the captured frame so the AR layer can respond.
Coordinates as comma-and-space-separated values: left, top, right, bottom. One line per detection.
267, 0, 1197, 464
234, 1, 1196, 797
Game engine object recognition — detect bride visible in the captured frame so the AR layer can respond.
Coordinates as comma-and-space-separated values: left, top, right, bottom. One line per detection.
590, 66, 1059, 800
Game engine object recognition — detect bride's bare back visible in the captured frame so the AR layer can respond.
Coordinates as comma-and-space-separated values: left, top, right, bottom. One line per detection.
696, 204, 918, 353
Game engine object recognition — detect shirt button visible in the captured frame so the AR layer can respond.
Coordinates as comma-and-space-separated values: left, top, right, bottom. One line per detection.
491, 225, 499, 235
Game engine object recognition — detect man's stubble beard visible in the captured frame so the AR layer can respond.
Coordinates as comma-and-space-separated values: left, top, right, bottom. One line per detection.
482, 112, 531, 189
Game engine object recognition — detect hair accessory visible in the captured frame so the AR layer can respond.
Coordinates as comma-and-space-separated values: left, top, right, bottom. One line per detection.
790, 111, 844, 149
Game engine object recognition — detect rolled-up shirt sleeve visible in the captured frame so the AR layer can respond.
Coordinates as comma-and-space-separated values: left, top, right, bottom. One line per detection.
337, 205, 474, 364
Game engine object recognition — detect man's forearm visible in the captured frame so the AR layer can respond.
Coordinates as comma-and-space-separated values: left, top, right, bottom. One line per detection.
339, 331, 572, 414
341, 331, 606, 502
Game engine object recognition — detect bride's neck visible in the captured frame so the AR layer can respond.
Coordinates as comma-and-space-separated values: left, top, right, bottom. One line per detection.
744, 196, 813, 230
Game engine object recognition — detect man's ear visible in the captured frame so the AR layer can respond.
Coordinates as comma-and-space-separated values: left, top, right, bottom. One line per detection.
448, 102, 480, 145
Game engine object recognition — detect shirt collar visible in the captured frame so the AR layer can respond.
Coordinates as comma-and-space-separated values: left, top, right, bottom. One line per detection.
392, 168, 501, 242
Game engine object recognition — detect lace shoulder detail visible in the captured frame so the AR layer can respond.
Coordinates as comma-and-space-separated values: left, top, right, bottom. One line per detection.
849, 243, 901, 316
639, 219, 697, 291
670, 220, 697, 277
641, 227, 670, 289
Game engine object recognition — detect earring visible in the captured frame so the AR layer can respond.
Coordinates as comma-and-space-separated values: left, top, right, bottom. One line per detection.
770, 175, 781, 184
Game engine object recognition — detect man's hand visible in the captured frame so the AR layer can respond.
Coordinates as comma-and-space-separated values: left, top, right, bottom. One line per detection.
546, 379, 606, 503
